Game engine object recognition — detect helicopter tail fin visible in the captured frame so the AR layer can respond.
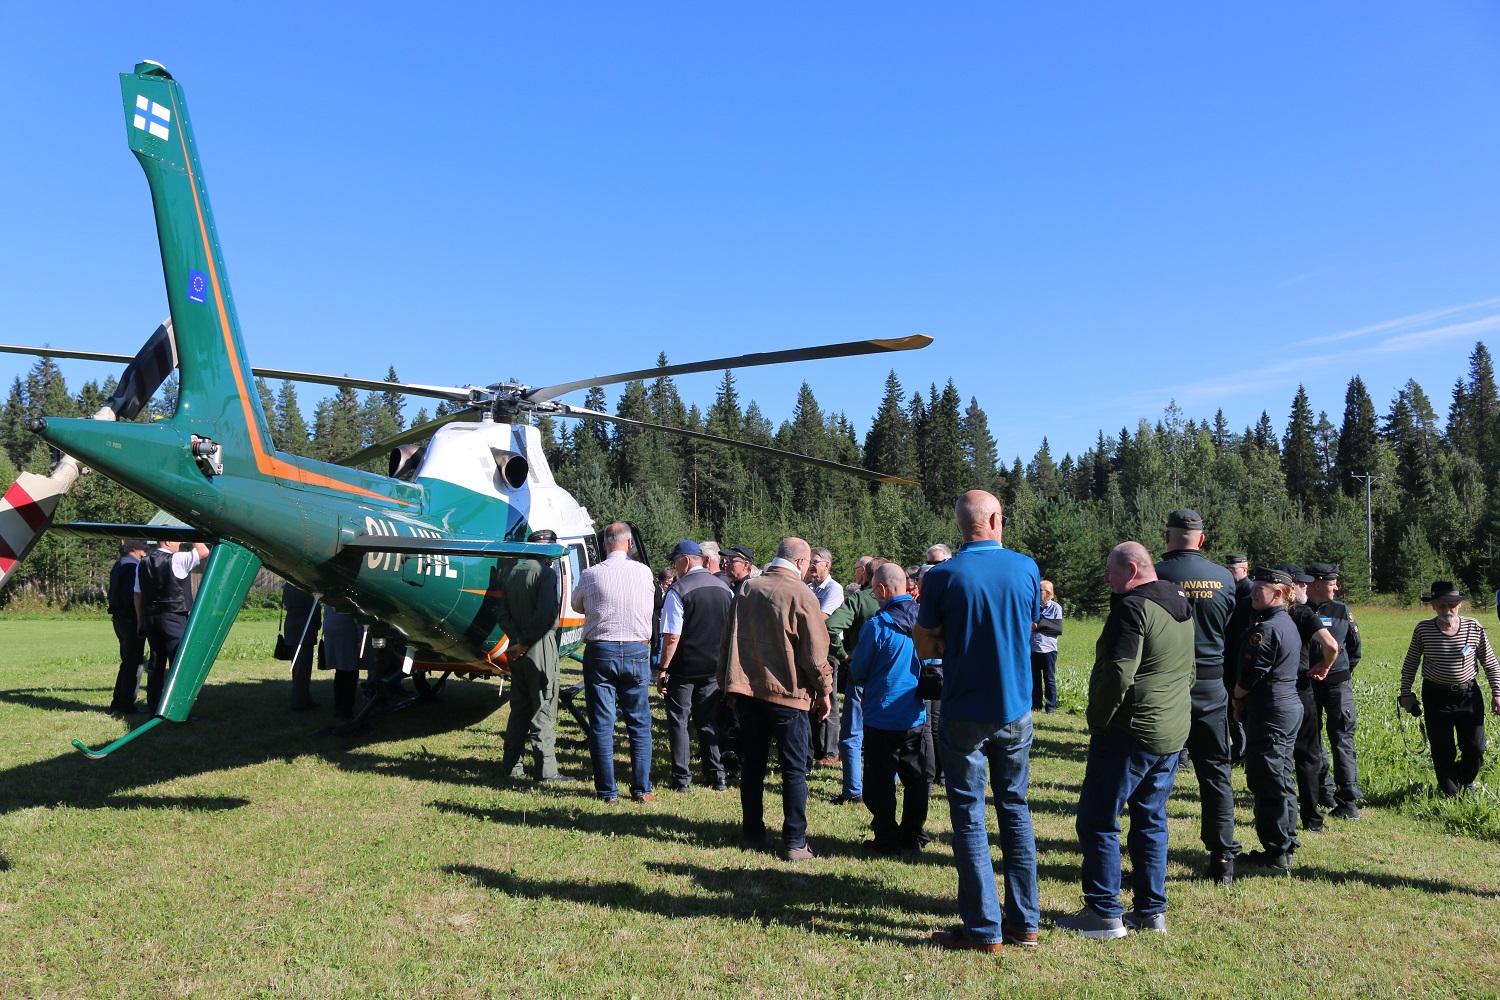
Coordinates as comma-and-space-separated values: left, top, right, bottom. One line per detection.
121, 62, 277, 475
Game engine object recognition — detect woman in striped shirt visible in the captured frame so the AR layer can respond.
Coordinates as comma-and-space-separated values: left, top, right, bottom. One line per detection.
1399, 582, 1500, 796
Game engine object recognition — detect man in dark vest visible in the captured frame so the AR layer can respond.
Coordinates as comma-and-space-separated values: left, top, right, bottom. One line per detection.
107, 540, 148, 715
657, 540, 734, 792
134, 539, 210, 715
1153, 509, 1241, 884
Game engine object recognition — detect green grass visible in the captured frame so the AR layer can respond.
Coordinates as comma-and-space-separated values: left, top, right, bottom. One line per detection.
0, 609, 1498, 998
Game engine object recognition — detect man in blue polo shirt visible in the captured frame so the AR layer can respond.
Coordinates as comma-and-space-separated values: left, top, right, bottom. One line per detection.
918, 490, 1041, 954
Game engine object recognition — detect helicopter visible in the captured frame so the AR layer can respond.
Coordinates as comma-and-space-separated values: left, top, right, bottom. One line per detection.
0, 62, 931, 758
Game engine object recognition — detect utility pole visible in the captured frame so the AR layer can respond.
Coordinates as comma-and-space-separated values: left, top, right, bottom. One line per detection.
1349, 472, 1385, 591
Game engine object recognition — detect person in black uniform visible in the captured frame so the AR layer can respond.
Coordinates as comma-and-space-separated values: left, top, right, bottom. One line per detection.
283, 583, 322, 712
1154, 509, 1242, 884
1304, 563, 1363, 820
1231, 567, 1304, 871
1279, 564, 1340, 833
107, 540, 148, 716
1223, 554, 1252, 763
134, 539, 211, 715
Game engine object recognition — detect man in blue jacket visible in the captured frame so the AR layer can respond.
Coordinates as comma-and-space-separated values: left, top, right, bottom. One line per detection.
849, 563, 932, 854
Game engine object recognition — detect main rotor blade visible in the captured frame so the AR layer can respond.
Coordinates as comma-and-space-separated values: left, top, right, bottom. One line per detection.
559, 404, 918, 486
0, 343, 474, 404
335, 409, 480, 468
524, 334, 934, 403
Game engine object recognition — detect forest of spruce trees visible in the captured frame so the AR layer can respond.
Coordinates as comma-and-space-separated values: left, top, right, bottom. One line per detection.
5, 342, 1500, 617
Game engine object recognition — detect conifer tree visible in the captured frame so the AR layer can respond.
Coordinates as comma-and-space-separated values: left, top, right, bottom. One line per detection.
1282, 385, 1321, 506
960, 396, 997, 492
1336, 375, 1379, 497
276, 381, 310, 456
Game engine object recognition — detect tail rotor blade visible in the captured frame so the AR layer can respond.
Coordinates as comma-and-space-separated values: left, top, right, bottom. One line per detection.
106, 319, 177, 420
0, 461, 82, 589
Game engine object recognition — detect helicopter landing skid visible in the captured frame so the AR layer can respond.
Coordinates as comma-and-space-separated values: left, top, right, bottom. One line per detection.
313, 669, 456, 738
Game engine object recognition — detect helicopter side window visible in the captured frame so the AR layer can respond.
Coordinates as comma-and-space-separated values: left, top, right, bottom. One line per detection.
581, 535, 597, 567
566, 544, 585, 591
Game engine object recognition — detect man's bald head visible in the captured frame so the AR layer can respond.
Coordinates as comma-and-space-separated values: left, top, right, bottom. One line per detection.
1106, 541, 1157, 594
1165, 527, 1204, 552
775, 537, 811, 564
603, 522, 633, 552
956, 490, 1004, 542
872, 561, 907, 591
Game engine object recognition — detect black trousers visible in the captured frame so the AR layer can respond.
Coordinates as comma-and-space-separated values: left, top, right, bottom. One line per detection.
922, 698, 944, 785
1184, 676, 1240, 856
1423, 680, 1487, 795
738, 698, 810, 849
812, 688, 841, 761
1245, 700, 1302, 855
144, 611, 188, 714
110, 614, 146, 712
665, 675, 725, 789
863, 724, 933, 850
1312, 674, 1360, 804
1293, 678, 1330, 827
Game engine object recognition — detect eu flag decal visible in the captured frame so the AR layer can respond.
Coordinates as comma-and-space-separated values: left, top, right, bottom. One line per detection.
132, 95, 171, 142
187, 269, 208, 305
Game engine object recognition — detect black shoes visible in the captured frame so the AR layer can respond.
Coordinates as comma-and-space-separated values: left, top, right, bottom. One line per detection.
1329, 802, 1361, 821
1204, 853, 1235, 885
1240, 849, 1294, 872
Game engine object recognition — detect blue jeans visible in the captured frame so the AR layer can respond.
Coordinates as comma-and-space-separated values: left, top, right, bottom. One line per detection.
1076, 726, 1180, 919
839, 684, 864, 797
737, 697, 811, 849
583, 641, 654, 800
939, 714, 1040, 942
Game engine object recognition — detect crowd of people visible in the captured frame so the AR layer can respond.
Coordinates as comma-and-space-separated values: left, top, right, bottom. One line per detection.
100, 488, 1500, 953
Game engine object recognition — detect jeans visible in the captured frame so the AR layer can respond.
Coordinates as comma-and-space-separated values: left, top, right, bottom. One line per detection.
1030, 651, 1057, 712
1244, 700, 1302, 854
1077, 726, 1180, 918
737, 697, 811, 849
664, 675, 724, 789
1184, 677, 1240, 856
839, 684, 864, 797
583, 641, 654, 800
939, 714, 1040, 942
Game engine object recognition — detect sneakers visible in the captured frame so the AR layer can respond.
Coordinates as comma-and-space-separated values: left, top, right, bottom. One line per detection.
1302, 817, 1326, 833
1056, 906, 1127, 940
1329, 802, 1361, 821
1204, 853, 1235, 886
1001, 924, 1039, 948
781, 844, 816, 862
835, 793, 864, 805
537, 773, 579, 785
1122, 910, 1167, 934
1240, 849, 1294, 872
930, 928, 1002, 954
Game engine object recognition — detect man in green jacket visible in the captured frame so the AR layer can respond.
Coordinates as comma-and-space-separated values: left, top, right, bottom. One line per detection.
496, 530, 572, 783
1059, 541, 1195, 939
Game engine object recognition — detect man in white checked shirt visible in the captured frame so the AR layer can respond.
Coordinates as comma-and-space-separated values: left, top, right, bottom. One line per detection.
572, 522, 657, 804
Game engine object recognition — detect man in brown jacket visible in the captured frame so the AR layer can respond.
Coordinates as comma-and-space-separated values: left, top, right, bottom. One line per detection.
718, 536, 834, 861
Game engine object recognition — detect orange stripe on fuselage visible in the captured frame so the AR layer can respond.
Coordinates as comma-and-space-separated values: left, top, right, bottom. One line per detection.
168, 88, 410, 508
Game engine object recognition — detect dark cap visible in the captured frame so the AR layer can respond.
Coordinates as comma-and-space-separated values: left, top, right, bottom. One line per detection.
669, 540, 701, 559
725, 543, 754, 564
1166, 508, 1204, 531
1305, 562, 1340, 580
527, 529, 558, 543
1276, 563, 1314, 584
1224, 553, 1248, 565
1252, 567, 1293, 587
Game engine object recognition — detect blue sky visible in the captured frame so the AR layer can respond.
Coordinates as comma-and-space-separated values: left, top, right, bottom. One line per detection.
5, 3, 1500, 469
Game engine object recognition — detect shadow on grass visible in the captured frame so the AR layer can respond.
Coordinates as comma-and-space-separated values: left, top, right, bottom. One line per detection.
0, 686, 116, 715
0, 677, 502, 816
445, 861, 940, 944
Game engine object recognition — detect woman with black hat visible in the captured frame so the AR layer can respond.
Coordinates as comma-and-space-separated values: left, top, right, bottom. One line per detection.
1230, 567, 1304, 871
1399, 582, 1500, 796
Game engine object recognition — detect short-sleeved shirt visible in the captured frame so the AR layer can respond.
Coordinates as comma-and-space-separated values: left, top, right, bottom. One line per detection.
916, 539, 1040, 724
808, 576, 845, 616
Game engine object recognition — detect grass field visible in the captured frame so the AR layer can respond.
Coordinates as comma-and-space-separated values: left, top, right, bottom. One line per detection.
1, 607, 1498, 998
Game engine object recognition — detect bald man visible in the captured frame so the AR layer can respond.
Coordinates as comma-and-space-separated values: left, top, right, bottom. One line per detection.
919, 490, 1042, 953
1059, 542, 1194, 938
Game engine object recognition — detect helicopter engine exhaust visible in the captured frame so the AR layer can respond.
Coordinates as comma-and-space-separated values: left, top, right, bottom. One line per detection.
489, 448, 529, 489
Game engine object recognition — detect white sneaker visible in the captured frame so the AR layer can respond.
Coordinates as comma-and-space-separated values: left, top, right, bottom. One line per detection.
1122, 909, 1167, 934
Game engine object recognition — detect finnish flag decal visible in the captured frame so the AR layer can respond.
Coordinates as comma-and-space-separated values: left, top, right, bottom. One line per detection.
132, 95, 171, 141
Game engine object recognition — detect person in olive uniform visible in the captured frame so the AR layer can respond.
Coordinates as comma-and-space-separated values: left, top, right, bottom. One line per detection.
1303, 563, 1363, 819
1154, 509, 1241, 884
1232, 567, 1304, 871
1223, 554, 1252, 763
497, 530, 570, 782
1279, 565, 1340, 833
